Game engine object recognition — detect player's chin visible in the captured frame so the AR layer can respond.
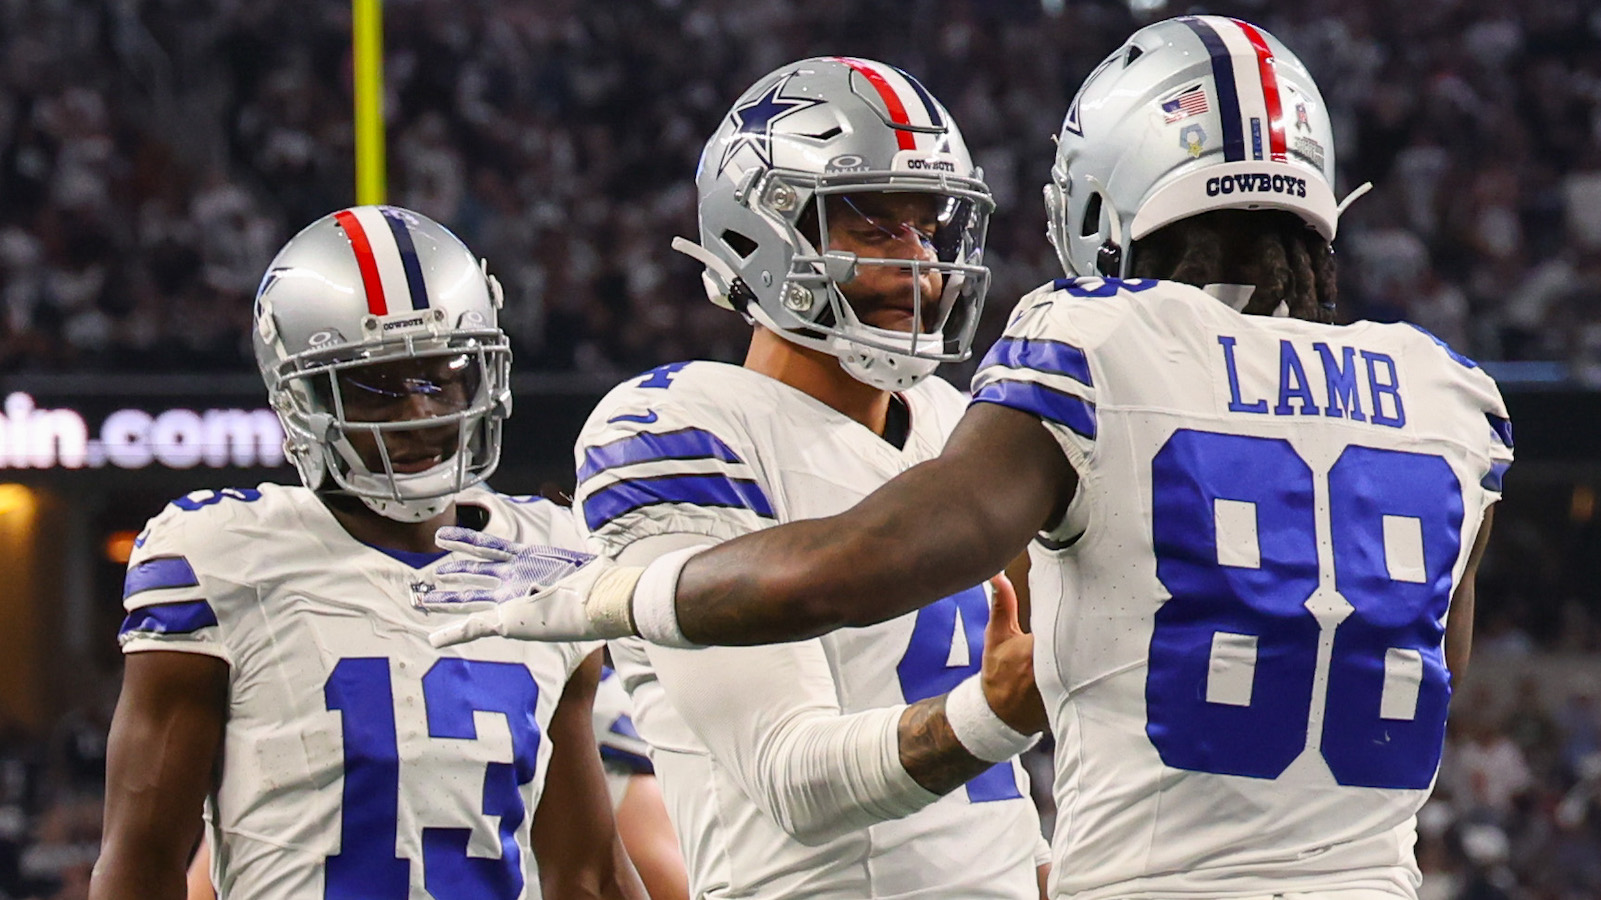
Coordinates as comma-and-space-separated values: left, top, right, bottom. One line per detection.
860, 308, 919, 332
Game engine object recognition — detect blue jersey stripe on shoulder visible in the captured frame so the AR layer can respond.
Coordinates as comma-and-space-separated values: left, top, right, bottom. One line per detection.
1488, 414, 1513, 448
119, 599, 218, 637
123, 556, 200, 599
1406, 323, 1479, 369
1048, 277, 1159, 298
971, 379, 1097, 440
583, 474, 775, 532
579, 428, 744, 483
1481, 461, 1511, 492
978, 337, 1093, 386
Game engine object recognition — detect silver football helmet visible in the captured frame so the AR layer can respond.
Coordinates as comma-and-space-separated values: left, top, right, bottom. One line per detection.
253, 205, 512, 522
1046, 16, 1365, 279
676, 56, 995, 391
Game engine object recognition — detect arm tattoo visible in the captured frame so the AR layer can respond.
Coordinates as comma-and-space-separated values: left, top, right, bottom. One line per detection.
897, 695, 996, 796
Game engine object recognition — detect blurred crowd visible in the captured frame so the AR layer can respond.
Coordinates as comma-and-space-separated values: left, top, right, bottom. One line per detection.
1, 0, 1600, 378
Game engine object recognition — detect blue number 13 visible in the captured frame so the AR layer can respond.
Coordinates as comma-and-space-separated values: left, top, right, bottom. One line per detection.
1146, 430, 1464, 790
324, 658, 541, 899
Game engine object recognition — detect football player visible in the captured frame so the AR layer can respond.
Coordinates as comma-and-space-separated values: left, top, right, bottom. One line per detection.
434, 57, 1048, 898
90, 207, 643, 900
592, 668, 689, 900
427, 19, 1510, 900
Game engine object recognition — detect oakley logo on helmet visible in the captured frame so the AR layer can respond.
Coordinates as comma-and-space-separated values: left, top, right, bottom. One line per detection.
826, 154, 869, 173
1205, 173, 1308, 198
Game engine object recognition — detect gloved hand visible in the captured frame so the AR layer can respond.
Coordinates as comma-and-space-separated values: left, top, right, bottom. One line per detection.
421, 526, 642, 646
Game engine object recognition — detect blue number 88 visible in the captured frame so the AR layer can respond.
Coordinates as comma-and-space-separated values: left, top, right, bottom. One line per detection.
1146, 430, 1464, 790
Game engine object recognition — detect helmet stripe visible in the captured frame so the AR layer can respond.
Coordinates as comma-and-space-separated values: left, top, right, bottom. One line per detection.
347, 206, 420, 316
834, 57, 917, 150
1232, 20, 1288, 162
332, 209, 389, 315
890, 65, 944, 129
378, 206, 431, 310
1177, 17, 1246, 162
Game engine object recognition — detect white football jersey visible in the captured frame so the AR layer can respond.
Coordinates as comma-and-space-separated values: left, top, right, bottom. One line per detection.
593, 666, 653, 809
119, 483, 599, 900
970, 278, 1514, 900
575, 361, 1042, 899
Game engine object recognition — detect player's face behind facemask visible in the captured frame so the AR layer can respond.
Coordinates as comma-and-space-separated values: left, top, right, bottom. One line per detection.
320, 350, 484, 478
1129, 209, 1339, 324
794, 190, 973, 336
682, 56, 995, 391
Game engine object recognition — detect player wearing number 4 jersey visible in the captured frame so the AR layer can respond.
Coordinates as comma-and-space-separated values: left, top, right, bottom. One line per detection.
431, 58, 1048, 899
90, 208, 643, 900
423, 20, 1508, 900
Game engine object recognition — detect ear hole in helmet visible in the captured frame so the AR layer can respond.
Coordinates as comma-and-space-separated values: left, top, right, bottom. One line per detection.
1081, 193, 1104, 238
721, 229, 759, 261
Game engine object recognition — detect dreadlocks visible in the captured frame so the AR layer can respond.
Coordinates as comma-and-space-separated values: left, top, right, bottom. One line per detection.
1129, 210, 1338, 324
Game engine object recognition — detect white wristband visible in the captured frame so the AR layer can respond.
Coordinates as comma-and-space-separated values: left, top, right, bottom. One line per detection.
945, 676, 1040, 763
631, 545, 707, 648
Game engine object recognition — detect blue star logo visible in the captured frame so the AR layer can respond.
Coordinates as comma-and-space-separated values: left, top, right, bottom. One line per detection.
718, 74, 823, 174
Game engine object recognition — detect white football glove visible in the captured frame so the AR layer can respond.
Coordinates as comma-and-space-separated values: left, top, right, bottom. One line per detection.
422, 526, 641, 646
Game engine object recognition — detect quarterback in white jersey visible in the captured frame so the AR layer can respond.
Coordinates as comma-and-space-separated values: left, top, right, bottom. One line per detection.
581, 360, 1043, 898
419, 19, 1507, 900
92, 208, 642, 900
425, 58, 1048, 899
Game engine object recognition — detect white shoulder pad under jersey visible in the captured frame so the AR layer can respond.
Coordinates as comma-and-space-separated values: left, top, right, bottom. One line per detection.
575, 362, 1042, 900
972, 277, 1511, 900
121, 483, 596, 900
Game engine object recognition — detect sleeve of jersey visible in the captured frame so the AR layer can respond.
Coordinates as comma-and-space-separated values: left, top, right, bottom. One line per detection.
968, 292, 1099, 472
117, 509, 234, 665
573, 402, 777, 555
1477, 375, 1515, 507
645, 640, 939, 845
592, 668, 654, 776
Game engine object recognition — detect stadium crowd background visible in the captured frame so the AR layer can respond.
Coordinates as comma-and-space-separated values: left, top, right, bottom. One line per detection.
1, 0, 1599, 898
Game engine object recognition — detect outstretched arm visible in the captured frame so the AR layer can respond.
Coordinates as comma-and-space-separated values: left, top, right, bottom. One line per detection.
674, 403, 1075, 645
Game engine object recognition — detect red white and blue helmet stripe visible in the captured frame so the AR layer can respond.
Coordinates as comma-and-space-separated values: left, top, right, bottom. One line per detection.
332, 205, 432, 315
1178, 16, 1288, 164
832, 57, 945, 151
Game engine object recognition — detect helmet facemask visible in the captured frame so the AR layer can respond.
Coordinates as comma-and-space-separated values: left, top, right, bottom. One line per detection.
738, 169, 993, 390
269, 332, 511, 522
